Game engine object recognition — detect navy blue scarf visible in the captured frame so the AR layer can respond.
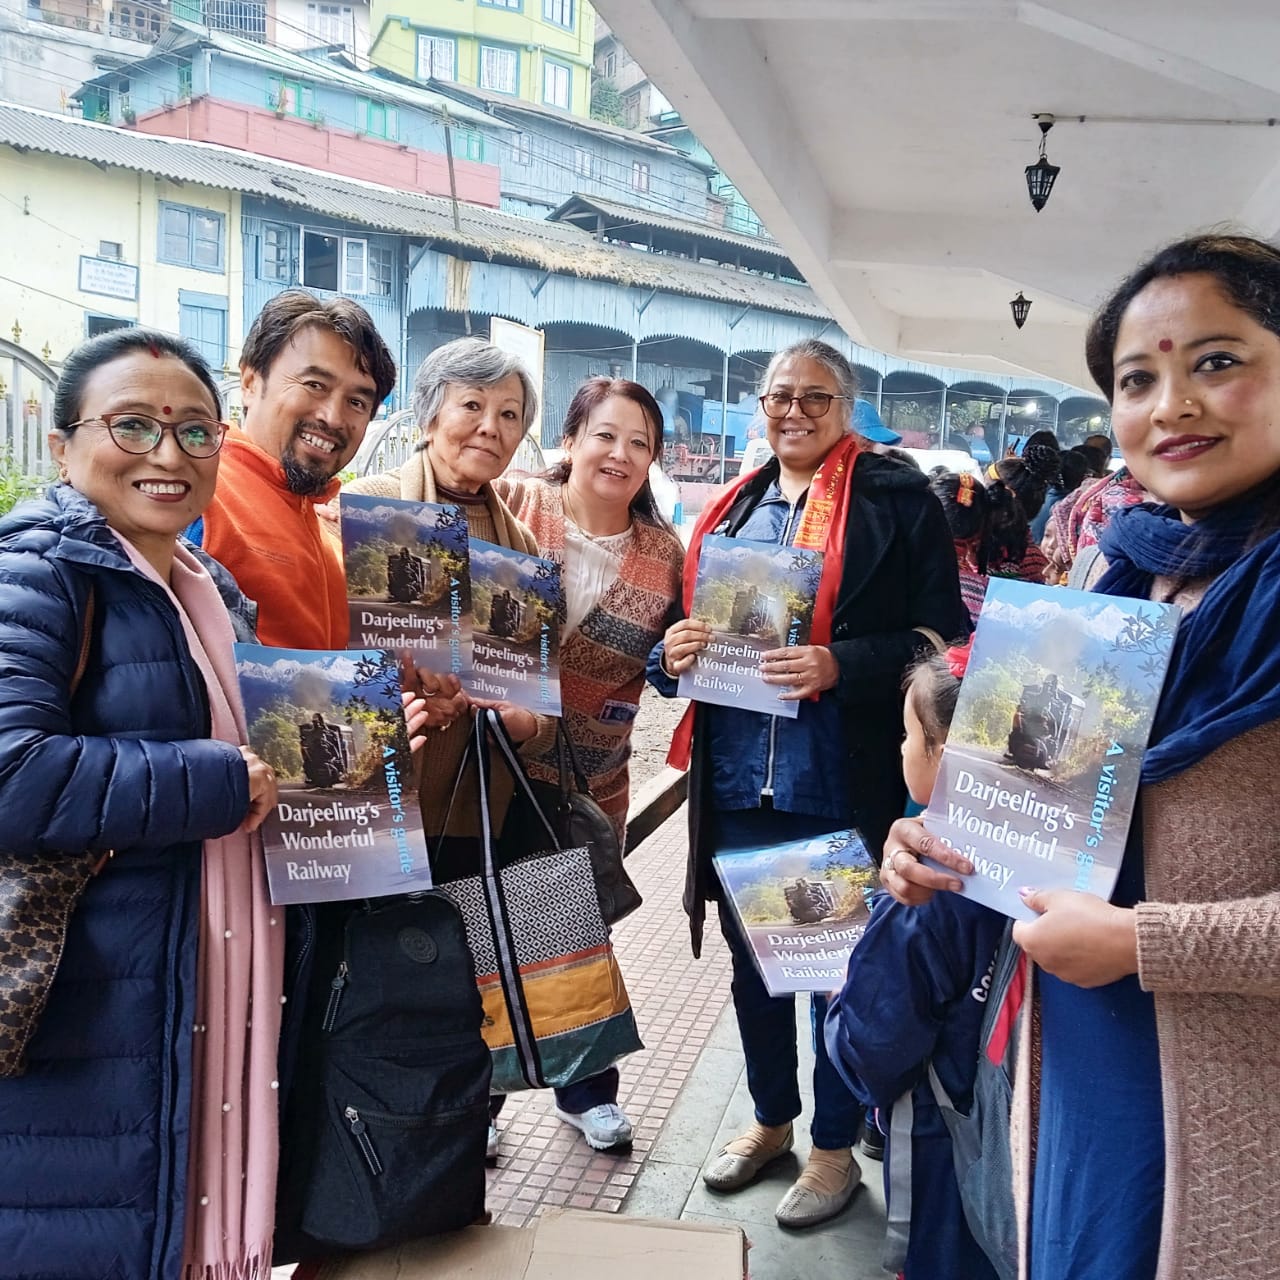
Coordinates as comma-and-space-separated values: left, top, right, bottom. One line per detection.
1097, 502, 1280, 783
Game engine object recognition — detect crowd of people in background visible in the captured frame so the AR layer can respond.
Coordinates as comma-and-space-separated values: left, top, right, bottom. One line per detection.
1, 230, 1278, 1280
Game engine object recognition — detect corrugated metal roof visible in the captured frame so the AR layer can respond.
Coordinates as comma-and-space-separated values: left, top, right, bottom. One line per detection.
0, 104, 825, 320
549, 192, 791, 261
76, 22, 501, 129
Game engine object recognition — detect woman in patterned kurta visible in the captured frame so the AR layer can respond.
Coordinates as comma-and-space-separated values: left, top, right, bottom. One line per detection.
495, 376, 683, 1153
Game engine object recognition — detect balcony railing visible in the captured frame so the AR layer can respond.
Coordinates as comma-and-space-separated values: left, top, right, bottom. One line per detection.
31, 0, 170, 42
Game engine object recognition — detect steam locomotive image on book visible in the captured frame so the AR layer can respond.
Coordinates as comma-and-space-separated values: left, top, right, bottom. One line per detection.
784, 877, 839, 924
728, 584, 784, 644
486, 587, 526, 640
385, 546, 429, 604
299, 712, 355, 788
1003, 673, 1085, 773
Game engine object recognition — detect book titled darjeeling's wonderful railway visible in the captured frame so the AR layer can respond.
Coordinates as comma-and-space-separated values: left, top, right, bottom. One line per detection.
462, 538, 563, 716
677, 534, 824, 719
923, 579, 1180, 921
235, 644, 430, 905
713, 829, 876, 995
339, 493, 473, 677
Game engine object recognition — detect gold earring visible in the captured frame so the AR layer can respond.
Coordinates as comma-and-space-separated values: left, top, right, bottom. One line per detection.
57, 466, 69, 482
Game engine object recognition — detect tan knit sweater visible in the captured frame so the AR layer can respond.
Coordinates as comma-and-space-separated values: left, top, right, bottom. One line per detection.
1012, 577, 1280, 1279
342, 449, 557, 838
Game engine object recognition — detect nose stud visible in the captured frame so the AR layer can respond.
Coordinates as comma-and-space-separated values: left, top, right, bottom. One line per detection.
1185, 399, 1194, 406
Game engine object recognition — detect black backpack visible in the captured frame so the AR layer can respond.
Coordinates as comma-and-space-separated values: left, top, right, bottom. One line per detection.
274, 893, 492, 1260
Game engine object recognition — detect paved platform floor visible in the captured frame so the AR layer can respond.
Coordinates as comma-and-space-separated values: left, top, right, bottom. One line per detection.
485, 809, 892, 1279
627, 999, 890, 1280
483, 805, 735, 1223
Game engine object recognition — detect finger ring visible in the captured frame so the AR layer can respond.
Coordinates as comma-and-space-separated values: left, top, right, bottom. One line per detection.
888, 848, 911, 874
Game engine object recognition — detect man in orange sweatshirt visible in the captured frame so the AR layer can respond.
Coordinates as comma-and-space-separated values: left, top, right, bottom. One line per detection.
193, 290, 397, 648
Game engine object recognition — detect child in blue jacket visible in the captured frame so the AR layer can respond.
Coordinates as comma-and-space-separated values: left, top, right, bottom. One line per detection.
825, 648, 1006, 1280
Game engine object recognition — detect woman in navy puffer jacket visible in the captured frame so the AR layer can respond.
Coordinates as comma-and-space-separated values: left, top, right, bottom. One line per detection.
0, 330, 279, 1279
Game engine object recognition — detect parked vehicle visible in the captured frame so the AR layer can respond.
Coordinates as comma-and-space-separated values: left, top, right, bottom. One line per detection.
903, 448, 985, 479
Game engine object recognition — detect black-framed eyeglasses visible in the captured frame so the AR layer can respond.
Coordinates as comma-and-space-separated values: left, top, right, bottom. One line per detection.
68, 413, 228, 459
759, 392, 850, 420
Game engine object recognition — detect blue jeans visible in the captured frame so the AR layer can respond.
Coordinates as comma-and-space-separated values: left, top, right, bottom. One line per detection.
713, 806, 863, 1151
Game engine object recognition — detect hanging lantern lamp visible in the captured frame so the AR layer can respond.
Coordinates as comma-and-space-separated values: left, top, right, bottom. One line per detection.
1025, 116, 1060, 212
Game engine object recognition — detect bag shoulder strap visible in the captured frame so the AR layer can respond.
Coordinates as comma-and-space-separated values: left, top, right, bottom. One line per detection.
555, 720, 592, 796
486, 711, 561, 848
882, 1090, 915, 1273
433, 710, 562, 853
71, 583, 96, 696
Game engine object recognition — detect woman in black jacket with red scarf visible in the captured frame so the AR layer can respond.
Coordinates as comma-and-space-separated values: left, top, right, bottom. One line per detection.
648, 339, 968, 1231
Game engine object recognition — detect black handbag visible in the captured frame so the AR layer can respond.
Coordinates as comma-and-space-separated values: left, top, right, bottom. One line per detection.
520, 722, 642, 926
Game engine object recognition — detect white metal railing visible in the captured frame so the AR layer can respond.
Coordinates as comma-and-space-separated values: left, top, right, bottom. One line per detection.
0, 340, 58, 479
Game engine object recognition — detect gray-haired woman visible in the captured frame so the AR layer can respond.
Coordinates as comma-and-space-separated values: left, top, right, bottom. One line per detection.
345, 336, 550, 748
648, 338, 969, 1230
342, 337, 573, 1156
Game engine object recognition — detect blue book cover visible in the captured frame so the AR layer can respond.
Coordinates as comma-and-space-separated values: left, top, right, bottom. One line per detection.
713, 829, 876, 995
677, 533, 824, 719
924, 579, 1180, 920
464, 538, 563, 716
235, 644, 429, 904
339, 492, 472, 677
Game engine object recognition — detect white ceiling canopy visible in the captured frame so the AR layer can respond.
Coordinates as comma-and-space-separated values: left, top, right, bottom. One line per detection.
592, 0, 1280, 387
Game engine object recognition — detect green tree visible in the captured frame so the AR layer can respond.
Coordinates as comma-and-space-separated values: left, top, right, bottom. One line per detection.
247, 703, 306, 780
0, 451, 51, 517
590, 78, 625, 127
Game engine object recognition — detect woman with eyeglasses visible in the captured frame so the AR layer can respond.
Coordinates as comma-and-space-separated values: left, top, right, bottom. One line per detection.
647, 339, 968, 1230
0, 329, 282, 1278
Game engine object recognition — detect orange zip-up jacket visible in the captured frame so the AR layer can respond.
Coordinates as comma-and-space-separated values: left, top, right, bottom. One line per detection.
200, 427, 347, 649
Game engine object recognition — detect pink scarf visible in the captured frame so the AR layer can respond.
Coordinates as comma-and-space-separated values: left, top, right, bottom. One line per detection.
116, 536, 284, 1279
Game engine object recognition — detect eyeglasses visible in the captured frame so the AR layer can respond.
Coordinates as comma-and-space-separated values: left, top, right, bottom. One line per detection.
68, 413, 228, 459
759, 392, 850, 420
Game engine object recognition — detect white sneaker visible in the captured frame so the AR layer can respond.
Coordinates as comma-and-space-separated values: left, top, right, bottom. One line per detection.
486, 1122, 499, 1163
555, 1103, 634, 1151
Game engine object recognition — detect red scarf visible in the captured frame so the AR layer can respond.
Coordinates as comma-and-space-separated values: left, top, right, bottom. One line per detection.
667, 433, 861, 769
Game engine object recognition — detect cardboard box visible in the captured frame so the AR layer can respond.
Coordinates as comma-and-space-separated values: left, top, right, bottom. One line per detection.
315, 1209, 748, 1279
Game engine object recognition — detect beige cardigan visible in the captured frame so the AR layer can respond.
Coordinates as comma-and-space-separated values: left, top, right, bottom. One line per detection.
1012, 608, 1280, 1278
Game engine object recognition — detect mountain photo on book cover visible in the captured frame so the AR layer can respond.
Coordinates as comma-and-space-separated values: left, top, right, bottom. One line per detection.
340, 493, 473, 675
678, 534, 823, 719
237, 644, 430, 904
925, 579, 1179, 920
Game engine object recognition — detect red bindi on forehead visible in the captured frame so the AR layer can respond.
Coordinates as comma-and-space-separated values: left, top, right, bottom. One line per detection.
162, 406, 172, 416
1159, 339, 1173, 352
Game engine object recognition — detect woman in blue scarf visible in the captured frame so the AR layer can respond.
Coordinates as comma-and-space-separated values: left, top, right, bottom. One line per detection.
877, 234, 1280, 1280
